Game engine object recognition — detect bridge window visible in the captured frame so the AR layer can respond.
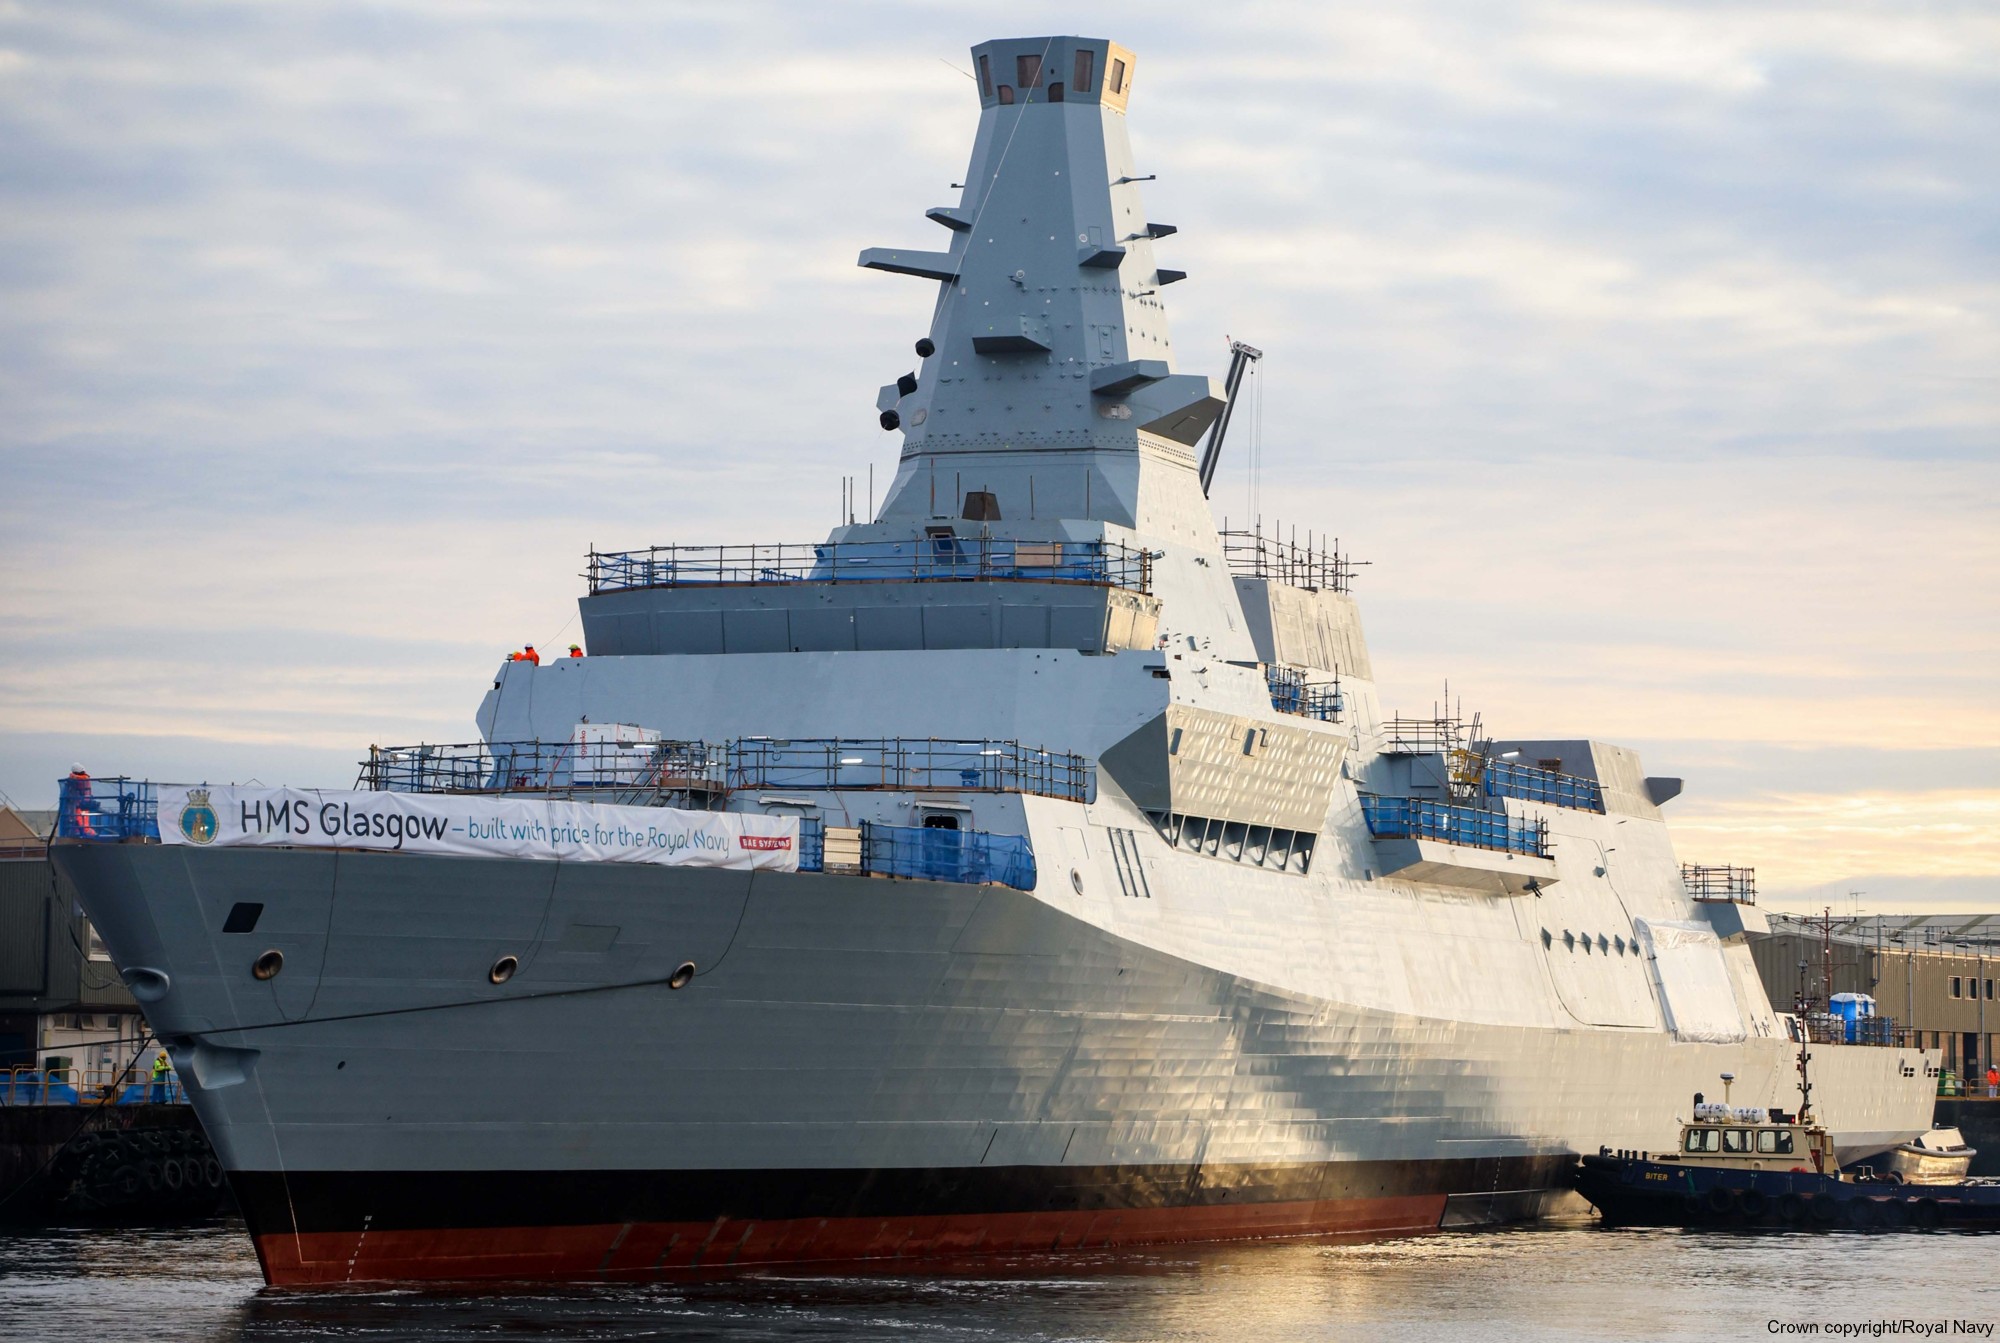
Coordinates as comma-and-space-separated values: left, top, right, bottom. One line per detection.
1722, 1129, 1750, 1153
978, 55, 992, 97
1073, 50, 1094, 93
1048, 82, 1063, 102
1684, 1129, 1719, 1153
1110, 57, 1127, 95
1017, 55, 1042, 88
997, 85, 1014, 106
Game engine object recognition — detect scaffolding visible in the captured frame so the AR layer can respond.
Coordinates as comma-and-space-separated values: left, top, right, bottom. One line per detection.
1381, 712, 1475, 758
1266, 665, 1344, 722
1682, 864, 1757, 904
1216, 521, 1364, 593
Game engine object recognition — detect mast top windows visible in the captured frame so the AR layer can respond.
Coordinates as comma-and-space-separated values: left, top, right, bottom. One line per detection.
969, 38, 1134, 113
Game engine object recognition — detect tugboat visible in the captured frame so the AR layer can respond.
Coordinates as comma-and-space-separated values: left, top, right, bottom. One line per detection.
1576, 1053, 2000, 1230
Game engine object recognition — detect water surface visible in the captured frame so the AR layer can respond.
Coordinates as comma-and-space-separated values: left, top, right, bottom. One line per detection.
3, 1219, 1993, 1341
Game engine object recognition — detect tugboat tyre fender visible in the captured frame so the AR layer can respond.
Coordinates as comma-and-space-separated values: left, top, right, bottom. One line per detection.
1809, 1196, 1840, 1225
1775, 1193, 1806, 1224
203, 1156, 224, 1187
110, 1165, 141, 1199
1703, 1186, 1737, 1217
1736, 1189, 1769, 1221
1845, 1198, 1877, 1230
1912, 1199, 1942, 1230
161, 1158, 185, 1192
141, 1159, 163, 1194
1877, 1200, 1909, 1229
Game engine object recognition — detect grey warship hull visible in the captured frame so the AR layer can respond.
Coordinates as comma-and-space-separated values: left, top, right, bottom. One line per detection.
57, 839, 1929, 1284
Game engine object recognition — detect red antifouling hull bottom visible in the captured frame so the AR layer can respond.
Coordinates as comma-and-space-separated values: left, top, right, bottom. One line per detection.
252, 1194, 1448, 1286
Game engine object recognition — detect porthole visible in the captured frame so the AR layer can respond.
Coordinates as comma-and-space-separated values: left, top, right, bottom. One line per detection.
251, 950, 284, 981
488, 955, 519, 985
1070, 868, 1085, 895
669, 961, 697, 990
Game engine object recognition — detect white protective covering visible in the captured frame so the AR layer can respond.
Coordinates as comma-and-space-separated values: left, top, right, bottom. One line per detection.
1634, 919, 1747, 1044
155, 785, 799, 872
570, 722, 661, 785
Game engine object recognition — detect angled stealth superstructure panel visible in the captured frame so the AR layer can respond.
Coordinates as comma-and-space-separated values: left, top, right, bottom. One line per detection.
863, 36, 1222, 532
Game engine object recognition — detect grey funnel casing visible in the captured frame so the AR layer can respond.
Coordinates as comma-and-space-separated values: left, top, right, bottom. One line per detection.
862, 36, 1224, 530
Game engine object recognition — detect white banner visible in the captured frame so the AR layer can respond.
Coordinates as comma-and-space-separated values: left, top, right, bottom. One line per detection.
155, 785, 799, 873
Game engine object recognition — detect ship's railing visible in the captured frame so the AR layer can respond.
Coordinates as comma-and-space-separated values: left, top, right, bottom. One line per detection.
360, 740, 729, 803
1471, 754, 1606, 813
361, 737, 1092, 804
586, 538, 1153, 595
1682, 864, 1756, 904
1359, 795, 1551, 859
1218, 525, 1363, 594
55, 777, 160, 842
797, 819, 1036, 892
728, 738, 1091, 803
0, 1065, 186, 1107
1266, 665, 1343, 723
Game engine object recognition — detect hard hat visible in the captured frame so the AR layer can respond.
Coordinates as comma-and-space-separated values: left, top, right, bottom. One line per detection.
70, 762, 86, 774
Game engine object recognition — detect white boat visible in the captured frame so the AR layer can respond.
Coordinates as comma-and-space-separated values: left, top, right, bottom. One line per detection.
1879, 1127, 1977, 1185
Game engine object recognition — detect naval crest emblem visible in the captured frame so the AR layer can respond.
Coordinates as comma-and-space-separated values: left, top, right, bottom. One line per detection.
179, 788, 219, 845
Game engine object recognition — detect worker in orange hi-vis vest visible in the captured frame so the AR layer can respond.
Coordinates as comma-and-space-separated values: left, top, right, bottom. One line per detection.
568, 644, 583, 659
523, 645, 541, 665
64, 764, 96, 837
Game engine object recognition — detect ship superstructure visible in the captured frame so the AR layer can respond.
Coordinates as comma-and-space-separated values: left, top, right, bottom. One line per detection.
52, 36, 1934, 1285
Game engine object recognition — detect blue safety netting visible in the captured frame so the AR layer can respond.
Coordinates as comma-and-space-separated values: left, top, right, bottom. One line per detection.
1360, 795, 1549, 858
56, 777, 159, 842
1266, 665, 1343, 722
859, 823, 1038, 891
798, 816, 825, 870
1482, 759, 1604, 812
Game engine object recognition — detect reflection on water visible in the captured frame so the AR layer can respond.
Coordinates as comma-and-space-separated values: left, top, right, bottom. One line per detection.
3, 1218, 1996, 1342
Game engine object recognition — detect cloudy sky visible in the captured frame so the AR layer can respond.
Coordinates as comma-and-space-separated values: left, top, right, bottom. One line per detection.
2, 1, 1994, 912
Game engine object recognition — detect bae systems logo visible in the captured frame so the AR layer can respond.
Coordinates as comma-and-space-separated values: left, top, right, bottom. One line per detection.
179, 789, 219, 845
